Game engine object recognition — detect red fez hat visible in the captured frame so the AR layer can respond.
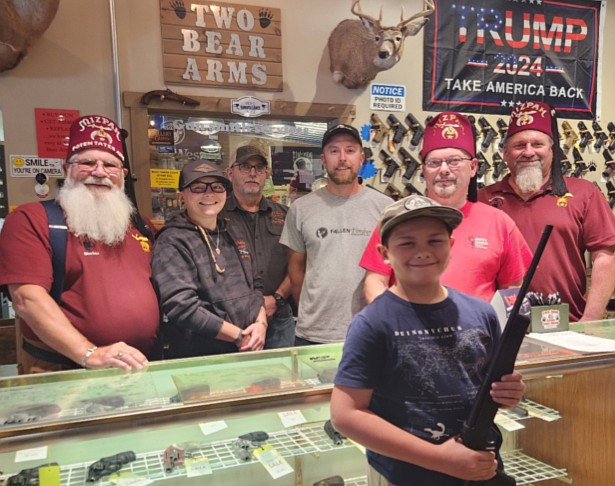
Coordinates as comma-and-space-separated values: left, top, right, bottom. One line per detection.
67, 115, 124, 162
420, 112, 476, 160
507, 101, 553, 139
506, 101, 569, 197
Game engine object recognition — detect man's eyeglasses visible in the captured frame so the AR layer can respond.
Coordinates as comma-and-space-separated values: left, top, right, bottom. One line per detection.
70, 159, 124, 174
232, 162, 267, 174
188, 181, 227, 194
423, 156, 472, 169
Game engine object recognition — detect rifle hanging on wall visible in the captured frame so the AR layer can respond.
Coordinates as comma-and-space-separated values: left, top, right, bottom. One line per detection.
120, 128, 154, 242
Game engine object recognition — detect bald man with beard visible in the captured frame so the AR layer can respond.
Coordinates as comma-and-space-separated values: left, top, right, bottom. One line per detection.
0, 115, 159, 374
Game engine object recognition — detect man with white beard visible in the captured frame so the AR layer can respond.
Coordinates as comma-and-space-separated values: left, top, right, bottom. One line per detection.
479, 101, 615, 322
0, 115, 159, 373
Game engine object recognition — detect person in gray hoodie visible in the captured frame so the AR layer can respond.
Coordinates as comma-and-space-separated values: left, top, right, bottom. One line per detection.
151, 160, 267, 358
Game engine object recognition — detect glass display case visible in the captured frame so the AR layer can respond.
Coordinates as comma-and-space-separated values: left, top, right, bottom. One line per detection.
1, 321, 615, 485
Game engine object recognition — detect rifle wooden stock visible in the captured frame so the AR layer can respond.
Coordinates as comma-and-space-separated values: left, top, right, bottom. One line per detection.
140, 89, 200, 106
460, 225, 553, 486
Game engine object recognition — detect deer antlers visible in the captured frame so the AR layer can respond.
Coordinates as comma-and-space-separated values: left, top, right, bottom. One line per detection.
399, 0, 435, 31
351, 0, 435, 33
351, 0, 383, 28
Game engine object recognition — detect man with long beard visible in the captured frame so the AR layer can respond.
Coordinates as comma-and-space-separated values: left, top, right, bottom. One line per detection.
479, 101, 615, 322
280, 124, 392, 345
0, 115, 159, 373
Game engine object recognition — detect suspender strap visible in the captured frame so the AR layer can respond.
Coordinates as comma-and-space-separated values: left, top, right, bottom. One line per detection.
41, 200, 68, 304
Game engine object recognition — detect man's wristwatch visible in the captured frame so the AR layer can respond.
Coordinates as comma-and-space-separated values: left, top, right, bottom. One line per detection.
234, 329, 244, 347
273, 292, 286, 308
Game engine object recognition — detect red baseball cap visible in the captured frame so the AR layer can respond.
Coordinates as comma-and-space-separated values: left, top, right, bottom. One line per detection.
67, 115, 124, 162
420, 112, 476, 160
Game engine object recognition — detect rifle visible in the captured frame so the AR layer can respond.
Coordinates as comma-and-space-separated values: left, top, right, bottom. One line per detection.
120, 130, 154, 241
405, 113, 425, 147
140, 88, 200, 106
387, 114, 408, 145
460, 225, 553, 486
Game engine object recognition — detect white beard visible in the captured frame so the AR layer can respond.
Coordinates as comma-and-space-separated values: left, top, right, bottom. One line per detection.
57, 176, 134, 246
514, 163, 544, 194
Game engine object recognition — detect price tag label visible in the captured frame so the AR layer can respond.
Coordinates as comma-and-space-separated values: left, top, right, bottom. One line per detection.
109, 473, 154, 485
494, 413, 525, 432
185, 457, 213, 477
254, 445, 293, 479
528, 409, 560, 422
278, 410, 306, 427
15, 446, 48, 462
199, 420, 227, 435
38, 464, 61, 486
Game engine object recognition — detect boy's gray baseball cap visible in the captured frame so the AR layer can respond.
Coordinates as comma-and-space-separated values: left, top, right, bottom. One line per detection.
379, 195, 463, 243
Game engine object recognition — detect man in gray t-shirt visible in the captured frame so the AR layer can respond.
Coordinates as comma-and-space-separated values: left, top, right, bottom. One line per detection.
280, 124, 392, 344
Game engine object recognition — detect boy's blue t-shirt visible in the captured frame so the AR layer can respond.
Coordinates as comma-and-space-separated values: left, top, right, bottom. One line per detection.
334, 288, 501, 486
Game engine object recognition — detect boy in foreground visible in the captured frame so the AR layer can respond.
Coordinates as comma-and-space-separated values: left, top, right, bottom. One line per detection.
331, 195, 525, 485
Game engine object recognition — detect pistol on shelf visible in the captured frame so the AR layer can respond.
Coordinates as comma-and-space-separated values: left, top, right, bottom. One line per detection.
398, 147, 420, 181
87, 451, 136, 482
603, 149, 615, 180
476, 152, 492, 179
370, 114, 387, 144
606, 181, 615, 208
405, 113, 425, 147
561, 121, 579, 153
571, 147, 588, 178
478, 117, 497, 150
496, 118, 508, 150
592, 121, 608, 151
324, 419, 346, 446
492, 153, 507, 180
577, 121, 593, 149
386, 114, 408, 145
8, 463, 60, 486
380, 149, 400, 180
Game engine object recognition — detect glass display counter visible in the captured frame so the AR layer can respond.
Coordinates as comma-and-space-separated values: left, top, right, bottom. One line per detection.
1, 320, 615, 485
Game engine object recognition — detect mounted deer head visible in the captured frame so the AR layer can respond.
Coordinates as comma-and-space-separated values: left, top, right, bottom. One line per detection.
328, 0, 434, 89
0, 0, 60, 72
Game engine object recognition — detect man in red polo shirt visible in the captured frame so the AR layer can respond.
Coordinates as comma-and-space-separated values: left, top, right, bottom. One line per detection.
360, 112, 532, 304
0, 115, 159, 373
479, 102, 615, 322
